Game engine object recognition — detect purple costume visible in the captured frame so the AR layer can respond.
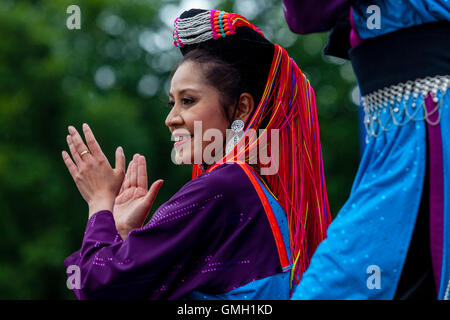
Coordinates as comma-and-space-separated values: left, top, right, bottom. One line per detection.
64, 163, 291, 299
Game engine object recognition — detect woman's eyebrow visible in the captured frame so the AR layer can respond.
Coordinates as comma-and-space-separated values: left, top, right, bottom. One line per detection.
170, 88, 201, 97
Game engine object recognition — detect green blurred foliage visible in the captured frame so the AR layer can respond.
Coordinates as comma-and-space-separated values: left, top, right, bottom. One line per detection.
0, 0, 360, 298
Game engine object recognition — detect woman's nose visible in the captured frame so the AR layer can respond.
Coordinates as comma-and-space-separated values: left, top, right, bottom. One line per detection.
165, 107, 183, 128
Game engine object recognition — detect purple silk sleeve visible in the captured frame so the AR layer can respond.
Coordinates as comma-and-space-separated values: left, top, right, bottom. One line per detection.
64, 163, 282, 299
282, 0, 352, 34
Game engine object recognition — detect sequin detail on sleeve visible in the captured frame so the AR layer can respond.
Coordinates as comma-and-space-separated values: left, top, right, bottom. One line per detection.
135, 194, 223, 232
92, 254, 133, 267
201, 260, 251, 273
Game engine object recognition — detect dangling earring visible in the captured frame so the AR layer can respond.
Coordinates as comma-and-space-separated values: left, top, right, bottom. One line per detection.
225, 119, 244, 154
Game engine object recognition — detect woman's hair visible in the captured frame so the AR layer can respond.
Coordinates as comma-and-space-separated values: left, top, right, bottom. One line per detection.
177, 48, 261, 124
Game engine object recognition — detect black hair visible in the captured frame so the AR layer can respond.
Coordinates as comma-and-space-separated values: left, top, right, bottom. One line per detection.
175, 9, 275, 127
180, 48, 245, 123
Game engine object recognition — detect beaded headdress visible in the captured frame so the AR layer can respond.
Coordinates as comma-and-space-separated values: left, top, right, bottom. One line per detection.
173, 9, 274, 107
172, 9, 331, 289
173, 9, 264, 47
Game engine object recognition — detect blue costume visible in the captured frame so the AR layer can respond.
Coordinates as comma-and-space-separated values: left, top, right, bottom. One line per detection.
352, 0, 450, 39
283, 0, 450, 299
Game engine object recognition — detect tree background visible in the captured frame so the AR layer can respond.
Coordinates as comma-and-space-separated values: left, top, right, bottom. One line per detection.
0, 0, 361, 299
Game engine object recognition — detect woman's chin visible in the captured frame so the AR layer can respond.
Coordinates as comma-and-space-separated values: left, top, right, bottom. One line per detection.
174, 153, 192, 165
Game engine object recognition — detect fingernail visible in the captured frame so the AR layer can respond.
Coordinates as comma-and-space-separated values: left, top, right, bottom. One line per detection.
83, 123, 88, 130
68, 126, 74, 134
66, 135, 71, 142
118, 146, 123, 154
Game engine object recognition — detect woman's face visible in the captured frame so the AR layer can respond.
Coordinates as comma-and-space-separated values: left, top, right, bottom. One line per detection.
165, 60, 230, 165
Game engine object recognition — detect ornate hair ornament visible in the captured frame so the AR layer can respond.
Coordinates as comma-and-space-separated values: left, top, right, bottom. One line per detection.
173, 9, 265, 47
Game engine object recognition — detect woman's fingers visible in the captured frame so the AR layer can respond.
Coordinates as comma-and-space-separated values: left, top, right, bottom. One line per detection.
115, 146, 125, 173
82, 123, 107, 160
124, 158, 134, 189
137, 155, 148, 190
68, 126, 92, 161
143, 179, 164, 208
117, 148, 126, 194
66, 135, 83, 167
130, 154, 139, 188
62, 150, 78, 178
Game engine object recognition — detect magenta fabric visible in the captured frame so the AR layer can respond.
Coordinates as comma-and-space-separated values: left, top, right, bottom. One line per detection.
425, 94, 444, 293
349, 7, 364, 47
281, 0, 351, 34
281, 1, 363, 49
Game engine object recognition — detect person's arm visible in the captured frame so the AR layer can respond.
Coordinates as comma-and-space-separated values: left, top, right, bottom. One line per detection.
64, 177, 226, 299
282, 0, 352, 34
61, 123, 185, 299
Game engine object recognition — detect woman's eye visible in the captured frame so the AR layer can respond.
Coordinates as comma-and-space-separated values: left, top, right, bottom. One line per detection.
183, 98, 195, 105
166, 97, 195, 108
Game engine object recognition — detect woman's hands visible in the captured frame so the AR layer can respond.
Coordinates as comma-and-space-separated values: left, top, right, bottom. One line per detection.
62, 124, 125, 218
113, 154, 164, 240
62, 123, 164, 239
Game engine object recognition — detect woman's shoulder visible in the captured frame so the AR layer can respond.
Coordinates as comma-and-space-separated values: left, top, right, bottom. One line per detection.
185, 162, 253, 195
158, 162, 258, 214
149, 162, 259, 226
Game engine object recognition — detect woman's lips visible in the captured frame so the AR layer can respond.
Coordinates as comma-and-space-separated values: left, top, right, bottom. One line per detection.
174, 135, 192, 148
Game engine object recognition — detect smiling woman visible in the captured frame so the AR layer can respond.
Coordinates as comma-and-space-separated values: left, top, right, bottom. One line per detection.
166, 59, 230, 165
63, 8, 331, 300
166, 49, 256, 167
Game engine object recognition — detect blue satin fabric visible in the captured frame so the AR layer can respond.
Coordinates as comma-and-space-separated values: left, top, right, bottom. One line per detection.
292, 91, 450, 299
439, 92, 450, 299
352, 0, 450, 39
188, 272, 290, 300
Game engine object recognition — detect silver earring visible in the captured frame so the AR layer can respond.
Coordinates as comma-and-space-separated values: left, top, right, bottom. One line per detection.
225, 119, 244, 154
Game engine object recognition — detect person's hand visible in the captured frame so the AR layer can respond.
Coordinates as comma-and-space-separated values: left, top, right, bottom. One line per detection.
61, 124, 125, 218
113, 154, 164, 240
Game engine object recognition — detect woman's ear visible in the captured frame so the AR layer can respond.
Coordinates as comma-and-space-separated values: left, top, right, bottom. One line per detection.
234, 93, 255, 125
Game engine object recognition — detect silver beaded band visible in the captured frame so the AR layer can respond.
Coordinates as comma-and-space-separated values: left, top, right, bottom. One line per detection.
175, 11, 213, 46
361, 75, 450, 143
